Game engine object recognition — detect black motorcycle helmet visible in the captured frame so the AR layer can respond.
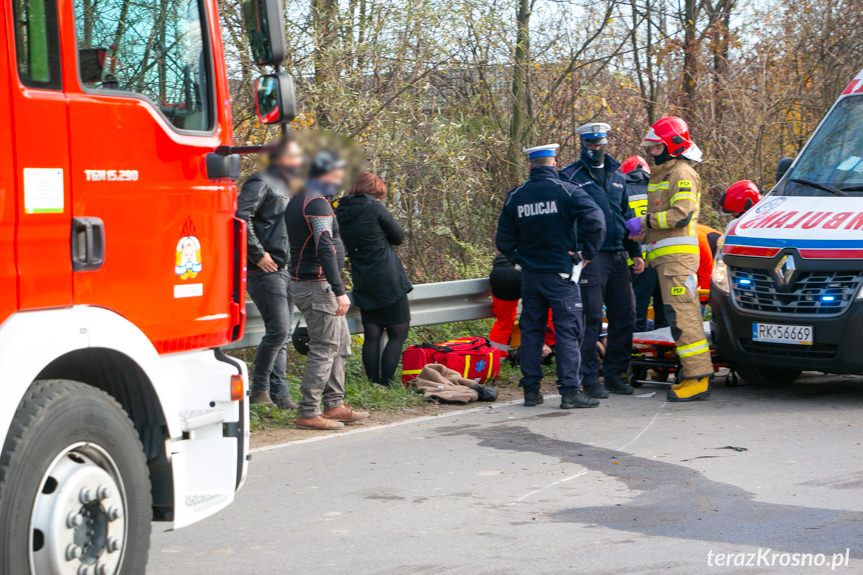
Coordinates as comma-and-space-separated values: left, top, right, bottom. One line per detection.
292, 324, 310, 355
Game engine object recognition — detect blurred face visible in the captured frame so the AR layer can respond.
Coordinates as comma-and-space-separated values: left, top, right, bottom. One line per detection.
317, 167, 345, 185
273, 140, 303, 170
648, 143, 665, 157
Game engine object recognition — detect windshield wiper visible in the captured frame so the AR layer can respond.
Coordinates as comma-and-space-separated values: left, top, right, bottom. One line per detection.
789, 178, 847, 197
839, 185, 863, 192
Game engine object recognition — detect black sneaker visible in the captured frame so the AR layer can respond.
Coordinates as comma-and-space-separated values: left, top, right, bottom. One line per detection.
583, 383, 609, 399
560, 389, 600, 409
523, 388, 544, 407
603, 377, 635, 395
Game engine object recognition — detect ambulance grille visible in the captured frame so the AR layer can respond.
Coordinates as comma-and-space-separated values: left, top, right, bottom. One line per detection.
730, 268, 863, 316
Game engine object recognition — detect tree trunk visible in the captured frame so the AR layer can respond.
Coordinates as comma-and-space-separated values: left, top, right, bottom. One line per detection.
681, 0, 699, 120
312, 0, 340, 126
507, 0, 531, 184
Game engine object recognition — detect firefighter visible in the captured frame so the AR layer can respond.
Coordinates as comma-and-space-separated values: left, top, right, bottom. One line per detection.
720, 180, 762, 219
625, 117, 714, 401
496, 144, 606, 409
560, 124, 644, 398
621, 156, 667, 332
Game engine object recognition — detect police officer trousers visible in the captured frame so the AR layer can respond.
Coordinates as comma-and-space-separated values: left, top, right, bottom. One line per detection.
579, 251, 635, 387
655, 260, 714, 379
519, 271, 583, 391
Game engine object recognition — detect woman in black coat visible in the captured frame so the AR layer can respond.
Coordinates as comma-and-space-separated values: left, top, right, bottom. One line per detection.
336, 172, 413, 385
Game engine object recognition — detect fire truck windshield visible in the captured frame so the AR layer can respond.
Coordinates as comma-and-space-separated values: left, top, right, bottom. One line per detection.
783, 95, 863, 196
73, 0, 213, 132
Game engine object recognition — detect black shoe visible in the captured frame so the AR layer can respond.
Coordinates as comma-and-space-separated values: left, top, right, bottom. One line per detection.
523, 388, 544, 407
560, 389, 600, 409
603, 377, 634, 395
583, 383, 609, 399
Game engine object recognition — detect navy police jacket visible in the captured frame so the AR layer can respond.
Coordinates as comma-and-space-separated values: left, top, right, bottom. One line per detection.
559, 156, 641, 260
496, 166, 605, 274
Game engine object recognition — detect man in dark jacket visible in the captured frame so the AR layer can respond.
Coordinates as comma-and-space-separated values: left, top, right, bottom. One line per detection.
560, 123, 644, 398
287, 151, 369, 430
235, 137, 303, 409
496, 144, 606, 409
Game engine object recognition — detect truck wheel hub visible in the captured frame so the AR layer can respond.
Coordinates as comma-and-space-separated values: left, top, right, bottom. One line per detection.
29, 443, 127, 575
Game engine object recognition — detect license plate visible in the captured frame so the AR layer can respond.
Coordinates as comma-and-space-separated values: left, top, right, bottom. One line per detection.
752, 323, 814, 346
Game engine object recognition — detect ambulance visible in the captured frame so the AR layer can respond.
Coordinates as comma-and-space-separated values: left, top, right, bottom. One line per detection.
0, 0, 295, 572
711, 68, 863, 384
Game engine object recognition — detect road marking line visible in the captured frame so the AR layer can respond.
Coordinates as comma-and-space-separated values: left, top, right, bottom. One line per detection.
250, 394, 561, 454
510, 402, 668, 504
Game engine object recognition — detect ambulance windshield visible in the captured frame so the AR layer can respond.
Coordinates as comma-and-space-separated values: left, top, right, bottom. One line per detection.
783, 95, 863, 196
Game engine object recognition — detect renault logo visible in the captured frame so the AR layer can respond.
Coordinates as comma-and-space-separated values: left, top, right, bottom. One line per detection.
774, 254, 796, 286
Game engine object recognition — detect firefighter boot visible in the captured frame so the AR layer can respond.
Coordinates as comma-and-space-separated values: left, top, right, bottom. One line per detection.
667, 376, 711, 402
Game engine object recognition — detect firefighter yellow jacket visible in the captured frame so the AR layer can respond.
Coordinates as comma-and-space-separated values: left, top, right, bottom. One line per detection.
639, 158, 701, 269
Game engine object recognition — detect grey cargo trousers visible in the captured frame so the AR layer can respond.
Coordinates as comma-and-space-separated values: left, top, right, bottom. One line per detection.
291, 280, 351, 418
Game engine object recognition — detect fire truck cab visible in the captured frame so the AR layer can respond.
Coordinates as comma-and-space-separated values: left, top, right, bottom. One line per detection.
711, 68, 863, 384
0, 0, 293, 573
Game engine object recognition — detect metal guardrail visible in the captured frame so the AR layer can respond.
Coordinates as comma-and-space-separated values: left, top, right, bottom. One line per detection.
224, 278, 493, 350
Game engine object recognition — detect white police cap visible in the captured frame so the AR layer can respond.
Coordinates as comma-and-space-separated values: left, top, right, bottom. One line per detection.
523, 144, 559, 159
576, 122, 611, 143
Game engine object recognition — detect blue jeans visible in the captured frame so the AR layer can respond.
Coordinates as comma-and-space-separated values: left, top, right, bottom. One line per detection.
246, 269, 292, 400
519, 271, 584, 391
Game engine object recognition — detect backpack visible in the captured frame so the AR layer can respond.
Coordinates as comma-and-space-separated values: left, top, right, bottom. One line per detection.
401, 337, 504, 386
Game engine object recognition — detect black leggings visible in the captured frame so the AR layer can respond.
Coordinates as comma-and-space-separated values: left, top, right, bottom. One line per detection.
362, 322, 410, 386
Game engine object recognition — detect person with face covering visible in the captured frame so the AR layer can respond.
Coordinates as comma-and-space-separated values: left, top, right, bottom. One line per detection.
235, 136, 304, 409
559, 123, 644, 399
287, 150, 370, 430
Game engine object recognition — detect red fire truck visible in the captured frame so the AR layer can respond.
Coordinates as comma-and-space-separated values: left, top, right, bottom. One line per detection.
0, 0, 294, 573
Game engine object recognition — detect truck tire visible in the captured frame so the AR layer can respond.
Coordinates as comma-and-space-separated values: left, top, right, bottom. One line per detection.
734, 365, 802, 386
0, 379, 152, 575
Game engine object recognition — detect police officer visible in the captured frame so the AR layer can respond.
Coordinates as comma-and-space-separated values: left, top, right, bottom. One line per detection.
621, 156, 667, 332
626, 117, 714, 401
560, 124, 644, 398
496, 144, 606, 408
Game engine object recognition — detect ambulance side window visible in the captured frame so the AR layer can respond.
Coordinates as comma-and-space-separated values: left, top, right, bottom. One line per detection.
12, 0, 62, 89
72, 0, 214, 132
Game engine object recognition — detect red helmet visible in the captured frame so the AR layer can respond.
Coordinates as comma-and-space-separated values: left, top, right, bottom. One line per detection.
620, 155, 650, 175
721, 180, 761, 215
642, 116, 693, 157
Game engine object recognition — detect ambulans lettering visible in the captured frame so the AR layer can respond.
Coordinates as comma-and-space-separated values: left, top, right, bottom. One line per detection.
739, 208, 863, 232
517, 201, 559, 218
85, 169, 139, 182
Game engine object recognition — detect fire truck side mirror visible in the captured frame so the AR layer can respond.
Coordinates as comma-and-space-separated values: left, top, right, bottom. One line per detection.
255, 73, 297, 125
242, 0, 287, 67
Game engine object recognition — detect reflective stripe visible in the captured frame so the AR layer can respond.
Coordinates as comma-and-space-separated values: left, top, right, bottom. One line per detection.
647, 244, 699, 260
628, 194, 647, 202
670, 192, 698, 204
402, 369, 422, 375
487, 353, 495, 379
657, 212, 668, 229
677, 339, 710, 358
650, 236, 699, 250
464, 361, 471, 379
648, 182, 670, 191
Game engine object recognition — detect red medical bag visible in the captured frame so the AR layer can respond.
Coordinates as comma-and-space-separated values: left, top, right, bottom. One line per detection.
401, 337, 503, 386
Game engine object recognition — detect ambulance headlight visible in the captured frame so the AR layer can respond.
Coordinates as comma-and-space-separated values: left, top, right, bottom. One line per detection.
712, 235, 730, 294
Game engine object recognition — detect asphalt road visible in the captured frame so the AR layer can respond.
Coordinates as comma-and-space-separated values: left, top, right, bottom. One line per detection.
149, 375, 863, 575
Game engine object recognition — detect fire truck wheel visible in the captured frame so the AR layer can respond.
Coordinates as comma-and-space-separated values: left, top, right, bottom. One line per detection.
0, 379, 151, 575
734, 364, 802, 386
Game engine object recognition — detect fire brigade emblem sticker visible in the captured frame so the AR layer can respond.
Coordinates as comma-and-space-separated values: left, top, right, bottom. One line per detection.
175, 217, 203, 280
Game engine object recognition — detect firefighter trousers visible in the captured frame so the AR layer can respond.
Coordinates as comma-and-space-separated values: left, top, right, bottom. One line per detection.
655, 260, 714, 379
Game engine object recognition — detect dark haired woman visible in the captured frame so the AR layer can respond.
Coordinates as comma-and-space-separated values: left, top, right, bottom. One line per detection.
336, 172, 413, 386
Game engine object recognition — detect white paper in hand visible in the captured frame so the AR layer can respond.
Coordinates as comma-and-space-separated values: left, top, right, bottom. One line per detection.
570, 262, 583, 284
